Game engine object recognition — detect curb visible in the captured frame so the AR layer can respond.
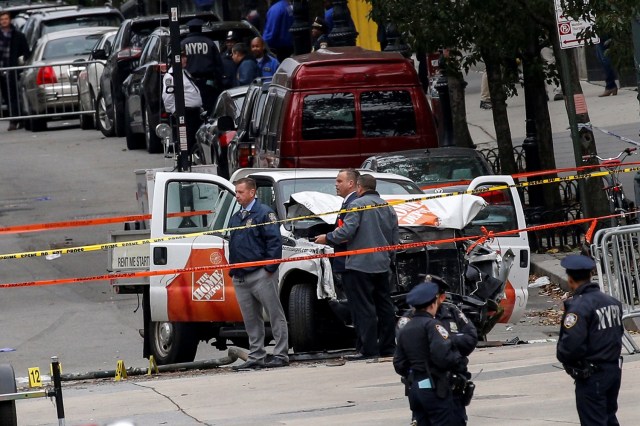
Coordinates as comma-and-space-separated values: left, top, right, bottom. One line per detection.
530, 253, 567, 288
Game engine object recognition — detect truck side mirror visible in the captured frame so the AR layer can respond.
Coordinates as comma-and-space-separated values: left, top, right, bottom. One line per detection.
217, 115, 236, 132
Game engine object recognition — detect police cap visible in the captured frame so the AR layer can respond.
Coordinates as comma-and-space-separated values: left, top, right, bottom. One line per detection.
406, 282, 439, 307
226, 31, 239, 41
187, 18, 204, 27
560, 254, 596, 271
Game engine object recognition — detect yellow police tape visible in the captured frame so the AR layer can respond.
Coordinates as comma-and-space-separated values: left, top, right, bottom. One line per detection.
0, 166, 632, 261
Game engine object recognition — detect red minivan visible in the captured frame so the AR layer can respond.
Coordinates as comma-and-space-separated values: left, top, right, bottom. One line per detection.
253, 46, 439, 169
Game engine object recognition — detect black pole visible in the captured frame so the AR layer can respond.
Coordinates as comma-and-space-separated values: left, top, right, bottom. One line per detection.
51, 356, 65, 423
167, 1, 190, 172
327, 0, 357, 47
382, 22, 410, 58
434, 53, 454, 147
289, 0, 311, 55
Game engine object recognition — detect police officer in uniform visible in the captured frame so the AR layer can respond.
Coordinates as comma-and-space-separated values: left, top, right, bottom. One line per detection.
228, 177, 289, 370
162, 49, 202, 154
394, 281, 467, 426
180, 18, 223, 112
220, 31, 238, 90
556, 255, 624, 425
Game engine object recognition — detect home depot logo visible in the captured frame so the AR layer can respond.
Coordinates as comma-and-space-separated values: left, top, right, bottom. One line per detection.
193, 270, 225, 301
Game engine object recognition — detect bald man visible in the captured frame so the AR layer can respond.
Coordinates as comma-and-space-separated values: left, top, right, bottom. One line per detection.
250, 37, 280, 78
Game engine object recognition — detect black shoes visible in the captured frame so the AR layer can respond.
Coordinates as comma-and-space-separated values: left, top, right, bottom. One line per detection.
232, 360, 265, 370
265, 357, 289, 368
345, 353, 377, 361
479, 100, 492, 110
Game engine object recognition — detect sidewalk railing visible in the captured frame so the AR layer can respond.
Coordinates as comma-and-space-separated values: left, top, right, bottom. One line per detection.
591, 224, 640, 354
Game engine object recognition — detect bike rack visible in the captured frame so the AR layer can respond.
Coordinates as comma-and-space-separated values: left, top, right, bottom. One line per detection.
0, 357, 65, 426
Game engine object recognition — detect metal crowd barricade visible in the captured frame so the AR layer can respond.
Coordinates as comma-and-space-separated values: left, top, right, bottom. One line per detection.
0, 61, 101, 124
591, 224, 640, 354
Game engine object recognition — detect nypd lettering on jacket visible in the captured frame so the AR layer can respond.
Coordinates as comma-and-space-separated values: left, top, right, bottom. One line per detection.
596, 304, 622, 330
556, 282, 624, 366
184, 42, 209, 55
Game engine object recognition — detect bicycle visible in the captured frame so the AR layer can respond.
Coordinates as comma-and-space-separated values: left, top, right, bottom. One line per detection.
582, 147, 637, 227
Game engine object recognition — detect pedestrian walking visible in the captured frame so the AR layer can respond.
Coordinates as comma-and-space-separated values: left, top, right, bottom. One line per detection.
315, 174, 398, 359
596, 36, 618, 97
162, 49, 202, 154
556, 254, 624, 425
229, 177, 289, 370
0, 11, 30, 131
231, 42, 259, 87
250, 36, 279, 78
262, 0, 294, 62
180, 18, 223, 112
394, 281, 467, 426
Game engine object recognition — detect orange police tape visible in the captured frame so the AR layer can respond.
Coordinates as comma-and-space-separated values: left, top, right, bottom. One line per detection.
0, 210, 213, 235
1, 160, 639, 235
0, 211, 627, 289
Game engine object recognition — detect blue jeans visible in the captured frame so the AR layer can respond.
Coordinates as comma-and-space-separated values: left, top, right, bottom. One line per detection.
596, 41, 618, 90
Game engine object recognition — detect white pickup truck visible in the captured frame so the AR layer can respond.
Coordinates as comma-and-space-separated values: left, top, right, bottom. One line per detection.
109, 168, 529, 364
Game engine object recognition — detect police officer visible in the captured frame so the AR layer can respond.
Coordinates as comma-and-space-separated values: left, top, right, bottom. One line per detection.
431, 275, 477, 425
556, 255, 624, 425
398, 276, 476, 426
220, 31, 238, 90
229, 177, 289, 370
162, 49, 202, 154
394, 281, 467, 426
180, 18, 223, 112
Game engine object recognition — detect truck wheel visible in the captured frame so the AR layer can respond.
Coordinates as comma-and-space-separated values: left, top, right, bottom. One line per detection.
30, 117, 47, 132
79, 96, 95, 130
150, 321, 199, 365
288, 283, 318, 352
0, 364, 18, 426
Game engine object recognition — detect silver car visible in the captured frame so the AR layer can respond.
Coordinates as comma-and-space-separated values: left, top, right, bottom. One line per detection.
77, 29, 117, 130
19, 26, 118, 132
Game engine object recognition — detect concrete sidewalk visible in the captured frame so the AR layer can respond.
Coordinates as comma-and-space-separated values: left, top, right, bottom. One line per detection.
15, 338, 640, 425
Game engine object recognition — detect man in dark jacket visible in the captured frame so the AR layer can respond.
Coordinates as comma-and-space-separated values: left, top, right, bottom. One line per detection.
0, 11, 30, 131
557, 254, 624, 425
316, 174, 399, 359
394, 281, 467, 426
228, 177, 289, 370
231, 42, 259, 87
180, 18, 223, 112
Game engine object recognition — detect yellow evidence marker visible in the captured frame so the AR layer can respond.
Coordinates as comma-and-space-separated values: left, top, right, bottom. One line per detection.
147, 355, 159, 376
115, 360, 128, 381
28, 367, 42, 388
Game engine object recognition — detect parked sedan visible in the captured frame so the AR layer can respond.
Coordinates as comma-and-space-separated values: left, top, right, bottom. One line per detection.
77, 29, 118, 130
19, 26, 119, 132
193, 85, 249, 175
361, 147, 493, 191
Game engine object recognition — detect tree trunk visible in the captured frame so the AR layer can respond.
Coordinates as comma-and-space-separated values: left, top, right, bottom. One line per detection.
483, 53, 518, 175
448, 74, 474, 148
553, 43, 609, 219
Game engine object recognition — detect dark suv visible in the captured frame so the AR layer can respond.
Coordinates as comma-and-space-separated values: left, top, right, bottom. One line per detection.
96, 12, 220, 138
20, 6, 123, 50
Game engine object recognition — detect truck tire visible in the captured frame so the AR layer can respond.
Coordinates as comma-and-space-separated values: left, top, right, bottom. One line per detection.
0, 364, 18, 426
144, 105, 162, 153
288, 283, 318, 352
30, 117, 47, 132
125, 103, 145, 150
150, 321, 199, 365
79, 96, 95, 130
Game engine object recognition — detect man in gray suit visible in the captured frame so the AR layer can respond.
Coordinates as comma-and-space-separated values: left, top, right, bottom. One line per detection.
316, 174, 399, 359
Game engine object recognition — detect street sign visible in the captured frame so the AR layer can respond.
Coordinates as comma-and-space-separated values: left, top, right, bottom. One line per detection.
555, 0, 599, 49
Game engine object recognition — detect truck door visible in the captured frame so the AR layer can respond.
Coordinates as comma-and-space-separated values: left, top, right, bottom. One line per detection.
465, 175, 530, 324
150, 172, 242, 323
